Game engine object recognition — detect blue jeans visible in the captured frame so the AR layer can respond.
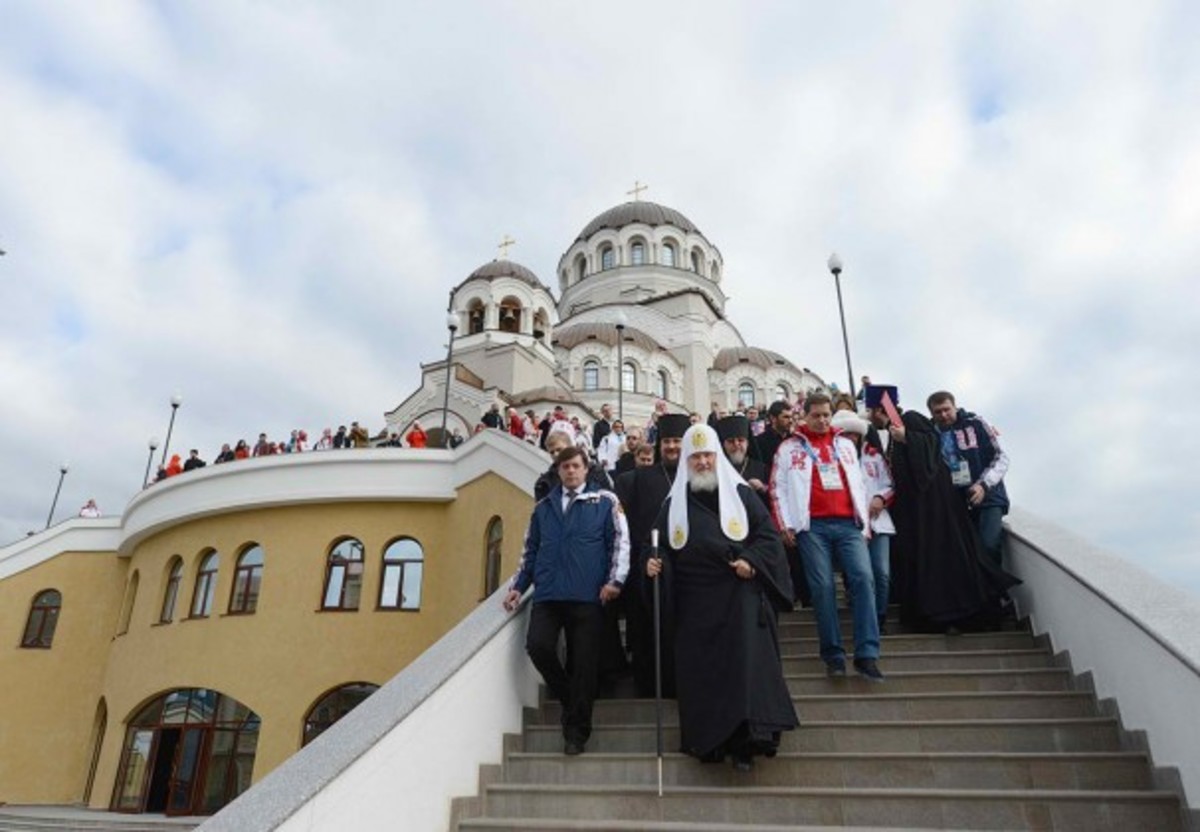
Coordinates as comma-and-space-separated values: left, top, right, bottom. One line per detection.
974, 506, 1005, 568
867, 533, 892, 621
797, 518, 880, 661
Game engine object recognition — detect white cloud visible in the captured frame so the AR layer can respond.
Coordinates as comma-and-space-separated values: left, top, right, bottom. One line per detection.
0, 2, 1197, 597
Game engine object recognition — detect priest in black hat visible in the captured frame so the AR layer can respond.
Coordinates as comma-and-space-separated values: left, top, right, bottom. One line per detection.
614, 412, 691, 697
716, 414, 769, 505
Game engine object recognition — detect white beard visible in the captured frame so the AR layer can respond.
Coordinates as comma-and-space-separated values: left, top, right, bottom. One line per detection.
689, 470, 719, 493
727, 450, 746, 466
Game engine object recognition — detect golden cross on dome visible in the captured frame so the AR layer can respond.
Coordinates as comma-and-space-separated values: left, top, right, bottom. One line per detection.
497, 234, 516, 260
627, 180, 648, 201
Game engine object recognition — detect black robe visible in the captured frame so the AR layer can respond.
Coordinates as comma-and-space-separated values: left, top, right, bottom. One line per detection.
890, 410, 1019, 631
653, 485, 799, 760
615, 463, 678, 697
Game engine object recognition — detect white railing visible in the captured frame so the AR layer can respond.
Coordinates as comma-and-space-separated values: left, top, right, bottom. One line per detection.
1006, 507, 1200, 806
197, 587, 539, 832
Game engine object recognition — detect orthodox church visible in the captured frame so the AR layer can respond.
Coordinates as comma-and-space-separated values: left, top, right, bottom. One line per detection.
385, 197, 825, 439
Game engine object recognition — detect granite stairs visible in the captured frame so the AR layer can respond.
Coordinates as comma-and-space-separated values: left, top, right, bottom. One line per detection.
452, 602, 1192, 831
0, 806, 200, 832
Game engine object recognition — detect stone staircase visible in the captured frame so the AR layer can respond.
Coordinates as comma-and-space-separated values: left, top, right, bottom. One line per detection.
0, 806, 201, 832
452, 604, 1191, 831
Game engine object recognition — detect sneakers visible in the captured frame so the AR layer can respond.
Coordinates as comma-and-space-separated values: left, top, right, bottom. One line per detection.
825, 658, 847, 678
853, 658, 885, 683
564, 739, 586, 756
731, 754, 754, 772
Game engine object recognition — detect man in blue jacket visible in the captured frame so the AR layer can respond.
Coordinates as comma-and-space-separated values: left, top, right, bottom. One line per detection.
927, 391, 1011, 567
503, 445, 630, 755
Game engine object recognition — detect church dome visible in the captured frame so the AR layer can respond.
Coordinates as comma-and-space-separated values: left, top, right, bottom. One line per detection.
713, 346, 801, 375
460, 259, 550, 293
552, 321, 663, 352
575, 201, 702, 242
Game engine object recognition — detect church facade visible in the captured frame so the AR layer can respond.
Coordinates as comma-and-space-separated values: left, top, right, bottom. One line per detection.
385, 200, 825, 439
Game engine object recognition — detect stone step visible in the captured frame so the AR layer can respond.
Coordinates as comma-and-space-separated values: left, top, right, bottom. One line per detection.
501, 750, 1153, 791
476, 784, 1183, 830
778, 632, 1040, 653
779, 649, 1056, 672
0, 808, 200, 832
531, 691, 1098, 725
460, 820, 919, 831
777, 668, 1074, 695
520, 717, 1125, 754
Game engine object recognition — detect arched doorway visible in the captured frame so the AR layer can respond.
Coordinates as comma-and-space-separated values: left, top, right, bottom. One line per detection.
111, 688, 260, 816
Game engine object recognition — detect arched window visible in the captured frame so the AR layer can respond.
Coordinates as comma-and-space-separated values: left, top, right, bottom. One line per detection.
117, 571, 139, 635
660, 242, 676, 267
467, 299, 485, 335
574, 254, 586, 283
691, 249, 703, 275
160, 557, 183, 623
190, 552, 219, 618
630, 241, 646, 266
21, 589, 61, 648
711, 262, 721, 281
774, 383, 791, 403
302, 683, 379, 747
229, 544, 264, 614
379, 538, 423, 610
113, 688, 259, 814
483, 517, 503, 599
322, 538, 364, 610
532, 308, 549, 342
583, 360, 600, 391
622, 362, 637, 393
599, 245, 615, 271
498, 296, 522, 334
737, 381, 756, 410
655, 369, 670, 400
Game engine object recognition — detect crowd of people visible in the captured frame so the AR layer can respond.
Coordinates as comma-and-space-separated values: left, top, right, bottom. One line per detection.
142, 419, 469, 487
505, 379, 1015, 773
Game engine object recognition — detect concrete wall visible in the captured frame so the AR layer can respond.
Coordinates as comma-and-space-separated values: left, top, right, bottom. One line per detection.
0, 550, 126, 804
1006, 508, 1200, 805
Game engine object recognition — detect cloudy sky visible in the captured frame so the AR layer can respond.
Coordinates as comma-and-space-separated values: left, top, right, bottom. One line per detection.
2, 2, 1197, 595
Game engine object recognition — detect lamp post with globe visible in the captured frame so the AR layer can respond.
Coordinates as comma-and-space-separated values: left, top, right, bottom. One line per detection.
440, 312, 460, 447
159, 393, 184, 466
45, 463, 69, 530
827, 253, 857, 401
143, 437, 160, 488
615, 311, 628, 422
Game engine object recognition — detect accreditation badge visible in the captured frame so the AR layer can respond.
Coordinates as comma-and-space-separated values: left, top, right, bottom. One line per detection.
951, 459, 972, 487
817, 462, 844, 491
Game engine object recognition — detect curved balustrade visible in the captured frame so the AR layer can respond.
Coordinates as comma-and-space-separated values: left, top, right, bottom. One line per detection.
1006, 507, 1200, 807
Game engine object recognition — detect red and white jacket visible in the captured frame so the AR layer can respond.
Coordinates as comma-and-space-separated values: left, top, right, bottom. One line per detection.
860, 445, 895, 535
770, 430, 870, 537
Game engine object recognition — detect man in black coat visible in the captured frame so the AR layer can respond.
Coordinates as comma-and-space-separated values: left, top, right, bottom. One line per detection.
647, 424, 797, 771
614, 413, 690, 697
751, 400, 795, 478
888, 408, 1019, 632
591, 403, 613, 450
716, 415, 768, 504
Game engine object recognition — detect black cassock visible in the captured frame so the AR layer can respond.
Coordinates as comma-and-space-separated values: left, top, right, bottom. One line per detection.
890, 410, 1020, 631
653, 484, 799, 760
615, 464, 677, 697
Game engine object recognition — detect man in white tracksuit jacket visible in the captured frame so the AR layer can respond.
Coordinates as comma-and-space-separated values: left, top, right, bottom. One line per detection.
770, 393, 883, 681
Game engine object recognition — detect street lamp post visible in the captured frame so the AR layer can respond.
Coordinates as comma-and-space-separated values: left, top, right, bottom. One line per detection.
615, 311, 628, 422
143, 436, 160, 487
826, 253, 857, 401
440, 312, 459, 447
160, 393, 183, 466
45, 463, 69, 530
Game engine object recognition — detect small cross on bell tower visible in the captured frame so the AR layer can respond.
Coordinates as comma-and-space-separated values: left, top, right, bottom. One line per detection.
627, 180, 648, 201
497, 234, 516, 260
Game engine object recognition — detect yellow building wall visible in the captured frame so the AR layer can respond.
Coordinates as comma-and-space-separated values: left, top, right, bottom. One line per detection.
88, 472, 531, 810
0, 552, 127, 804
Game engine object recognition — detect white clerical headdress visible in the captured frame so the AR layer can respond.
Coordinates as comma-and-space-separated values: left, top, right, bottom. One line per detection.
666, 424, 749, 550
